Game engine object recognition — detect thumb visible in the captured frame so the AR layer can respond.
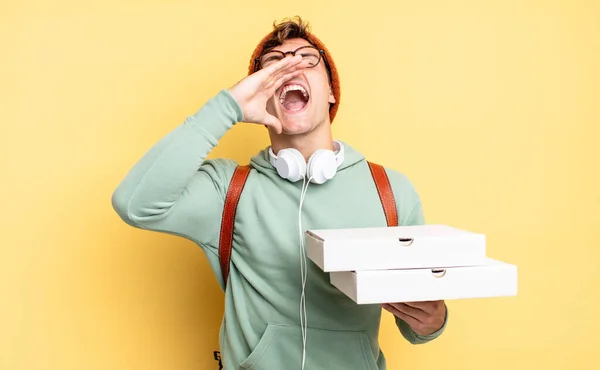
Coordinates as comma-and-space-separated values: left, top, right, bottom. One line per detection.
264, 114, 282, 134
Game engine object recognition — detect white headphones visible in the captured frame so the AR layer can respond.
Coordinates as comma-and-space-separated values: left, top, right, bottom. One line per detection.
268, 141, 344, 184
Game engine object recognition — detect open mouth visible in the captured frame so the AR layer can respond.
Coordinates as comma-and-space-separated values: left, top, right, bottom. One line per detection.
279, 84, 309, 112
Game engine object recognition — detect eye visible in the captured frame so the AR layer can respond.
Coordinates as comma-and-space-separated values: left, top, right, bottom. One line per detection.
301, 54, 319, 65
264, 55, 282, 62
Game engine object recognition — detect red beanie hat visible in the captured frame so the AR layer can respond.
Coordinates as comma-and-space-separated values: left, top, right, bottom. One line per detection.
248, 26, 341, 124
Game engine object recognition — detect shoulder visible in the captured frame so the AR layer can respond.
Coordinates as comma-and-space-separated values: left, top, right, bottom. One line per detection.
194, 158, 242, 200
382, 166, 419, 195
379, 164, 425, 226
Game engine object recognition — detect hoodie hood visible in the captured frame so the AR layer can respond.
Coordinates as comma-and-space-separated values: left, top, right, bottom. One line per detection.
249, 140, 365, 177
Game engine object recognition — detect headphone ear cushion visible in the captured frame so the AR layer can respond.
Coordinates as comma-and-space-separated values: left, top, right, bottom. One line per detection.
307, 149, 337, 184
275, 149, 306, 182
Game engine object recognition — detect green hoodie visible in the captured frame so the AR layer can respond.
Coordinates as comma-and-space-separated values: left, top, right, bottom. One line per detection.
112, 89, 447, 370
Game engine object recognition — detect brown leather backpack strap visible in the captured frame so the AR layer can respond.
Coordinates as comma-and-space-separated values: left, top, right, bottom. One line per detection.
367, 161, 399, 227
219, 165, 251, 285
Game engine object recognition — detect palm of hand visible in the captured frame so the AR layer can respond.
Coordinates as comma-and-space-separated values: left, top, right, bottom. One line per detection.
227, 55, 309, 134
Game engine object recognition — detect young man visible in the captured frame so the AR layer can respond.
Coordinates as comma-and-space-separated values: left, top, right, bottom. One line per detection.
112, 17, 447, 370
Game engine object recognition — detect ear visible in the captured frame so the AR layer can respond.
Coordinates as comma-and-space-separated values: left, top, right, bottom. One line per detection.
328, 89, 336, 104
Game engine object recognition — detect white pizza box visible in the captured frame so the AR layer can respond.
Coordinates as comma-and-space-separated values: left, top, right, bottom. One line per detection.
329, 258, 518, 304
305, 224, 486, 272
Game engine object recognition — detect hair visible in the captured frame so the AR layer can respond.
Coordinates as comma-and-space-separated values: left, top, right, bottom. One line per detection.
262, 16, 315, 51
258, 16, 332, 83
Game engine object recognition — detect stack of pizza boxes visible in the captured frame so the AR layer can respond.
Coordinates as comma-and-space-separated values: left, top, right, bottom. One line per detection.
305, 224, 517, 304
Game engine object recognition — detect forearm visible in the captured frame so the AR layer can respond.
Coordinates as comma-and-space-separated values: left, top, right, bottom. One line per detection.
111, 89, 243, 227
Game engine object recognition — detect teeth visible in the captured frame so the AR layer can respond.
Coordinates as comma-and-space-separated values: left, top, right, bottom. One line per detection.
279, 84, 309, 103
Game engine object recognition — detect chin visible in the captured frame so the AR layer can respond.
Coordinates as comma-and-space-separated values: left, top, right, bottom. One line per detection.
279, 114, 314, 135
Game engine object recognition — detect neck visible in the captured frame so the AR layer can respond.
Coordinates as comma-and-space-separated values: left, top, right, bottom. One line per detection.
269, 124, 335, 161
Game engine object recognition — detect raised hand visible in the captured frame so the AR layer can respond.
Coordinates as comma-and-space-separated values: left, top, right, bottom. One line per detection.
227, 54, 309, 134
382, 301, 447, 336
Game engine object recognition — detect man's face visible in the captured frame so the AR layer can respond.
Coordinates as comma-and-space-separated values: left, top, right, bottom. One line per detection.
263, 38, 335, 135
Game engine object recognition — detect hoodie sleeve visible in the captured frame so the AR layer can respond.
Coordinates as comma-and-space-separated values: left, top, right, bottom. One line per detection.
111, 90, 243, 258
385, 168, 449, 344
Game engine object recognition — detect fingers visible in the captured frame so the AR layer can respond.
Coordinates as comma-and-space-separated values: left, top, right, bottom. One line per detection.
384, 301, 447, 335
382, 303, 421, 328
268, 58, 310, 88
262, 58, 310, 98
386, 302, 427, 321
263, 113, 282, 134
273, 69, 304, 92
404, 300, 444, 315
262, 54, 304, 76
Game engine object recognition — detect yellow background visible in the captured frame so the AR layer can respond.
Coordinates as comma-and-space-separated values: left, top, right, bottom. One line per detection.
2, 0, 599, 369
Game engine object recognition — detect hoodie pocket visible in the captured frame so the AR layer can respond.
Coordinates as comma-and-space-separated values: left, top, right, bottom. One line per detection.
239, 323, 378, 370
